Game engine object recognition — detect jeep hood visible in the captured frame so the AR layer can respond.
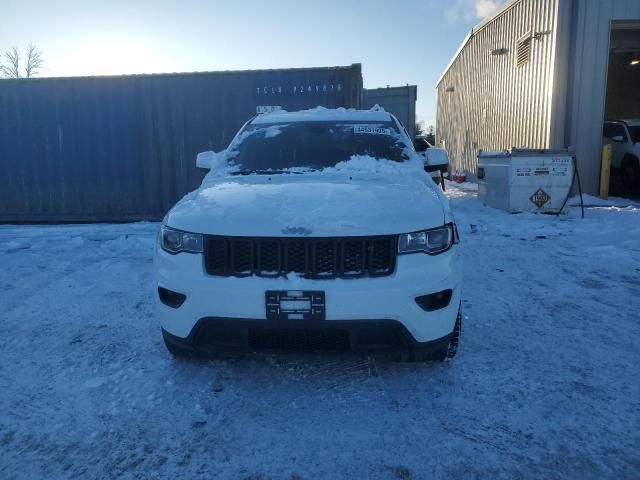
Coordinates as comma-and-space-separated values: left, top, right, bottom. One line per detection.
165, 171, 448, 237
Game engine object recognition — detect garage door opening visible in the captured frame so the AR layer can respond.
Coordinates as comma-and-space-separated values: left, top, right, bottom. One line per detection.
602, 22, 640, 198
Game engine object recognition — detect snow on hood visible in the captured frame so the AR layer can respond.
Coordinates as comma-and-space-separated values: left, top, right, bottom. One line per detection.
166, 156, 449, 237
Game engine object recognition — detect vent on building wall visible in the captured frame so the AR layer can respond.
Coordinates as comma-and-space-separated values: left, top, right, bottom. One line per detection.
516, 33, 532, 67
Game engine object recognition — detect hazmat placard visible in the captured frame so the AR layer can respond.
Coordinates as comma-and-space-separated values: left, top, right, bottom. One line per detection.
529, 188, 551, 208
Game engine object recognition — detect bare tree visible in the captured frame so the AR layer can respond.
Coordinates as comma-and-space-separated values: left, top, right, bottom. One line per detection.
415, 121, 426, 137
0, 44, 45, 79
0, 47, 20, 78
25, 43, 45, 78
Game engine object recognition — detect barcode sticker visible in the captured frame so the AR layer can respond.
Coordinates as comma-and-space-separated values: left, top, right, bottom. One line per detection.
353, 125, 391, 135
256, 105, 282, 114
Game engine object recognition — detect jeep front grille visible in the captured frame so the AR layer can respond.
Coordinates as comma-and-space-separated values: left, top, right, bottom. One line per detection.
203, 235, 396, 279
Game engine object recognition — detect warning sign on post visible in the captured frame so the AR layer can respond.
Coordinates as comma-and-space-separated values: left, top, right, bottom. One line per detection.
530, 188, 551, 208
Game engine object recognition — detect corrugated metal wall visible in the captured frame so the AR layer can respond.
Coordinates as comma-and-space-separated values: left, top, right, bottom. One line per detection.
559, 0, 640, 194
363, 86, 417, 138
436, 0, 558, 176
0, 64, 363, 222
436, 0, 559, 175
437, 0, 640, 194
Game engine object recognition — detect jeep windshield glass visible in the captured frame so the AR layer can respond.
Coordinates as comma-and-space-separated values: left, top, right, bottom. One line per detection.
629, 126, 640, 143
227, 121, 409, 172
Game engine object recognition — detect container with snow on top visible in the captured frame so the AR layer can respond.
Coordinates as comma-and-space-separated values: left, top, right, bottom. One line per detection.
477, 148, 574, 214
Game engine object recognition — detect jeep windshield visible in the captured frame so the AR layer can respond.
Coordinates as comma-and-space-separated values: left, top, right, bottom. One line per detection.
227, 120, 409, 173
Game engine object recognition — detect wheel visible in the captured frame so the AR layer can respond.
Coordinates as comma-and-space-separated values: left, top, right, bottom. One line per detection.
443, 308, 462, 361
621, 155, 640, 193
409, 308, 461, 362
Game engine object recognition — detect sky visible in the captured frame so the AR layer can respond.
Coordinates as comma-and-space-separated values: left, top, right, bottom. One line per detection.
1, 0, 504, 126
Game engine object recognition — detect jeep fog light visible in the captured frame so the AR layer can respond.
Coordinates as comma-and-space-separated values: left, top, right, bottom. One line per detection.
415, 289, 453, 312
158, 287, 187, 308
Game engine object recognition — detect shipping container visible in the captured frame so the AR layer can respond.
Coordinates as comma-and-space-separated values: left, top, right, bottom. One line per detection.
0, 64, 363, 222
363, 85, 417, 138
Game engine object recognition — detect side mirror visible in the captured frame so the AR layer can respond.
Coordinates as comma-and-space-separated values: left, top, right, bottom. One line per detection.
611, 135, 625, 142
423, 148, 450, 173
196, 150, 225, 170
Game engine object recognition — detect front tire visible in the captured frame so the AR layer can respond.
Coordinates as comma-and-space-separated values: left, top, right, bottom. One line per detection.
443, 308, 462, 361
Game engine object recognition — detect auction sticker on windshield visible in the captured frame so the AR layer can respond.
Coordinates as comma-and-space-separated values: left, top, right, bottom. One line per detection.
353, 125, 392, 135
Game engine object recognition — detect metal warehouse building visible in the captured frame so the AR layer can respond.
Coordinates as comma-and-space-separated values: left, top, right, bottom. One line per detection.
436, 0, 640, 194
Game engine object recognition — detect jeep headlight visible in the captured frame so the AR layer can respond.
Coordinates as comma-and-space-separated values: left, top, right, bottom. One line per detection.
160, 225, 203, 254
398, 223, 458, 255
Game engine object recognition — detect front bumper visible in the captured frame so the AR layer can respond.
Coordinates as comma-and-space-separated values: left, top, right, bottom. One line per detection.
154, 243, 462, 348
162, 317, 452, 356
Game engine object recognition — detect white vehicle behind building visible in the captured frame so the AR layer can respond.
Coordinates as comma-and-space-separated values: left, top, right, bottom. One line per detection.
603, 120, 640, 193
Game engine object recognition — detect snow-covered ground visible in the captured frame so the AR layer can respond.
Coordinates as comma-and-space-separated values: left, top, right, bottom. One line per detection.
1, 185, 639, 479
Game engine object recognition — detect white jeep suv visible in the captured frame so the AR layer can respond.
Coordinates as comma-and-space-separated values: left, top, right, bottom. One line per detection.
154, 107, 462, 361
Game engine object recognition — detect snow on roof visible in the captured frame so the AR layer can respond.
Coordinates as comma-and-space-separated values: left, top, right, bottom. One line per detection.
251, 106, 392, 124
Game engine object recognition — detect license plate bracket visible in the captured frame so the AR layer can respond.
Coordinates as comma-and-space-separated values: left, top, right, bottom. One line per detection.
265, 291, 325, 321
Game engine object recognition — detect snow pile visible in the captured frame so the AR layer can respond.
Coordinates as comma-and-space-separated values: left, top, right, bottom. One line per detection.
1, 240, 31, 253
252, 105, 391, 124
263, 125, 284, 138
169, 154, 445, 237
569, 193, 640, 208
330, 154, 424, 176
444, 179, 479, 192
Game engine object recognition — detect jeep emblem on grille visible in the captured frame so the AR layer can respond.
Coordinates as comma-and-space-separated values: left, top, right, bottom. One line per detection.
282, 226, 312, 235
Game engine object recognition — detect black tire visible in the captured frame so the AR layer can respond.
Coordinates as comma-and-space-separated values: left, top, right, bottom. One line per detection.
409, 308, 461, 362
443, 308, 462, 361
621, 155, 640, 193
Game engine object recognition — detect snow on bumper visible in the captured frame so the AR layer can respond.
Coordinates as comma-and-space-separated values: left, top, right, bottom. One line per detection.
154, 245, 462, 344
